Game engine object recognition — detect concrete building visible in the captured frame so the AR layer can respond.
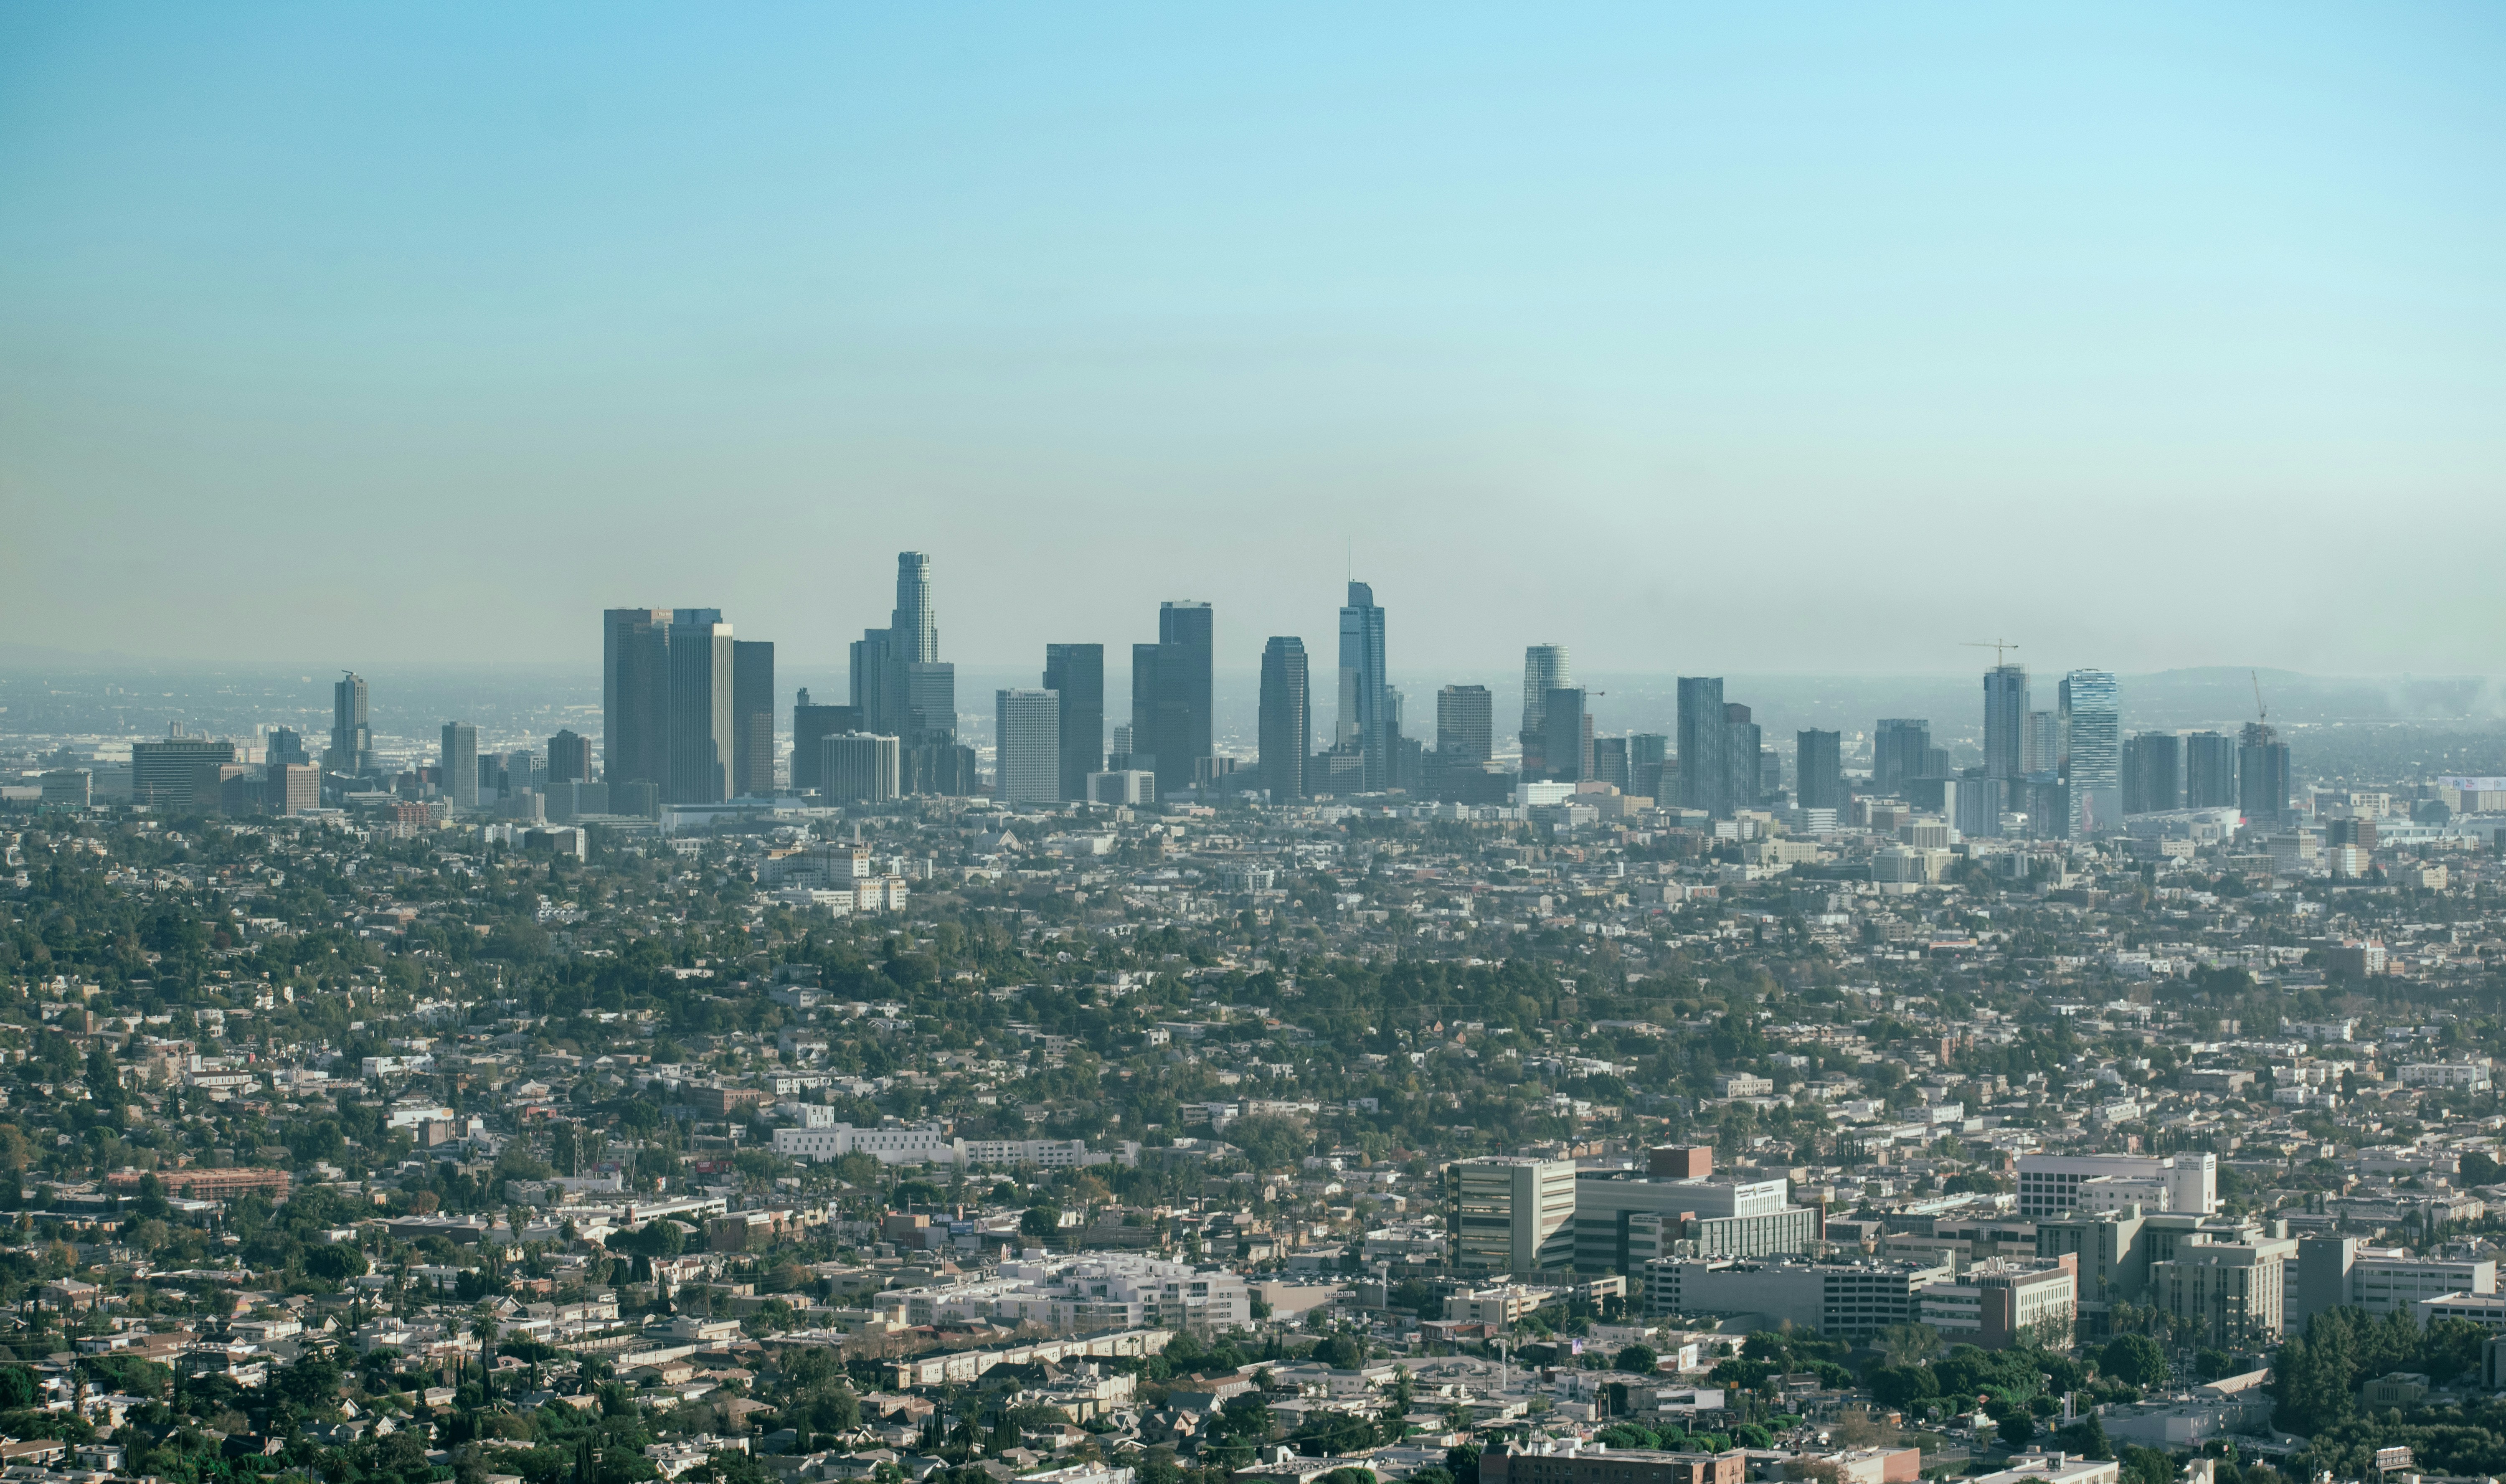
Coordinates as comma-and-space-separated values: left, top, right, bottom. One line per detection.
2153, 1236, 2295, 1349
1918, 1258, 2077, 1348
441, 722, 479, 810
824, 733, 901, 804
1573, 1174, 1814, 1274
1485, 1441, 1747, 1484
2289, 1237, 2497, 1331
1640, 1256, 1953, 1335
2017, 1152, 2215, 1219
1088, 770, 1156, 806
1449, 1157, 1577, 1275
994, 689, 1063, 805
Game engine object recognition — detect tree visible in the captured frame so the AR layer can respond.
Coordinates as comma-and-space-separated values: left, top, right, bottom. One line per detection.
1874, 1323, 1940, 1369
1614, 1344, 1659, 1375
2055, 1415, 2113, 1461
1996, 1412, 2037, 1450
2461, 1149, 2502, 1187
2100, 1334, 2169, 1390
470, 1305, 501, 1393
1020, 1205, 1062, 1241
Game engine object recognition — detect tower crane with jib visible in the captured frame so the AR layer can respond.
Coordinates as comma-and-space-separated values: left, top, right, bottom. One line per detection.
1964, 638, 2021, 667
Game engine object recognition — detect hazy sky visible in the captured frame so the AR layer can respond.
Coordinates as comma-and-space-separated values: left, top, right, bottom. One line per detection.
3, 5, 2500, 681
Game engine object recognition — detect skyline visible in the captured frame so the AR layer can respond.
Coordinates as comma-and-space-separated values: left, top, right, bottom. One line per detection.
3, 6, 2503, 672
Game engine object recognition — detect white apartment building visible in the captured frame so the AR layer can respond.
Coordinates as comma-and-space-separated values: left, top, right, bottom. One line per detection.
771, 1123, 1127, 1169
890, 1255, 1248, 1330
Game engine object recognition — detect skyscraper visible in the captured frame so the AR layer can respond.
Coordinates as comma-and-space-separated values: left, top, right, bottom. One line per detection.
2185, 731, 2239, 808
1258, 637, 1310, 803
1726, 703, 1763, 810
732, 639, 775, 797
893, 551, 937, 662
1043, 644, 1106, 802
1134, 601, 1213, 797
1542, 687, 1592, 784
1873, 718, 1930, 795
1592, 736, 1630, 791
1436, 685, 1494, 766
2239, 723, 2291, 826
1629, 733, 1669, 799
441, 722, 479, 809
2123, 733, 2181, 814
1797, 729, 1843, 810
791, 689, 862, 796
2060, 670, 2121, 837
826, 733, 900, 804
268, 727, 310, 766
666, 608, 735, 804
850, 551, 946, 743
327, 671, 374, 775
1338, 582, 1390, 790
1983, 665, 2030, 781
994, 689, 1062, 805
602, 608, 671, 788
1521, 645, 1571, 778
1677, 677, 1729, 816
547, 729, 591, 785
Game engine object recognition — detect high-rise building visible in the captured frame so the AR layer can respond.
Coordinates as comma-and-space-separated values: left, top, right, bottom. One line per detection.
327, 671, 375, 775
825, 733, 901, 804
547, 729, 591, 785
849, 551, 950, 746
790, 690, 860, 796
1628, 733, 1668, 800
1436, 686, 1494, 767
2240, 723, 2291, 825
132, 736, 237, 811
1677, 677, 1730, 816
2060, 670, 2121, 837
1258, 637, 1309, 803
1592, 736, 1630, 791
1984, 665, 2030, 781
1337, 582, 1390, 790
267, 727, 310, 767
1520, 645, 1572, 779
666, 608, 735, 804
1874, 718, 1930, 795
1725, 703, 1762, 809
994, 690, 1061, 805
441, 722, 479, 809
2185, 731, 2239, 808
602, 609, 672, 788
1542, 687, 1592, 783
1133, 601, 1213, 797
1043, 644, 1105, 802
2122, 733, 2181, 814
1447, 1157, 1578, 1275
732, 639, 775, 797
1797, 730, 1843, 810
893, 551, 937, 663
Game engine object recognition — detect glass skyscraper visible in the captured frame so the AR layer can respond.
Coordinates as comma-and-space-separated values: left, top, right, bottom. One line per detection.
2059, 669, 2121, 837
1258, 636, 1309, 802
1339, 581, 1390, 791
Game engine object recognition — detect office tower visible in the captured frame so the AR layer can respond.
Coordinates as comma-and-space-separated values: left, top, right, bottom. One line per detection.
601, 609, 671, 787
1436, 686, 1493, 766
1983, 664, 2029, 781
1447, 1157, 1578, 1275
1592, 736, 1630, 791
2185, 731, 2239, 808
994, 689, 1062, 805
791, 690, 862, 795
547, 729, 591, 785
1088, 770, 1157, 806
1337, 581, 1390, 790
2060, 670, 2122, 836
1520, 644, 1572, 778
666, 608, 735, 804
848, 626, 900, 736
327, 671, 375, 775
1042, 644, 1105, 802
893, 551, 937, 662
266, 764, 319, 815
2022, 708, 2064, 776
903, 741, 978, 797
2240, 722, 2291, 826
1542, 687, 1592, 783
494, 750, 536, 797
825, 733, 901, 803
266, 727, 309, 767
1761, 748, 1783, 800
905, 662, 957, 744
730, 640, 775, 797
132, 736, 237, 811
2122, 733, 2181, 814
1725, 703, 1762, 810
1258, 637, 1310, 803
1873, 718, 1930, 794
1133, 601, 1213, 796
1797, 729, 1843, 810
441, 723, 479, 809
1629, 733, 1668, 799
1677, 677, 1730, 816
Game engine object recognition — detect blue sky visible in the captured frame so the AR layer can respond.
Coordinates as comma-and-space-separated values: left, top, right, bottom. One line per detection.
1, 4, 2500, 677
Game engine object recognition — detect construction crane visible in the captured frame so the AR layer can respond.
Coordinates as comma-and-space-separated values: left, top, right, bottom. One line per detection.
1964, 638, 2022, 667
2252, 670, 2268, 727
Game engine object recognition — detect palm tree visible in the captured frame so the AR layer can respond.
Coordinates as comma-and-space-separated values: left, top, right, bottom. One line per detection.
469, 1304, 500, 1398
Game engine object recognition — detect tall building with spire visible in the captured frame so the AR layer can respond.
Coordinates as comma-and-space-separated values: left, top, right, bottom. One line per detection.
851, 552, 954, 747
1338, 581, 1389, 790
